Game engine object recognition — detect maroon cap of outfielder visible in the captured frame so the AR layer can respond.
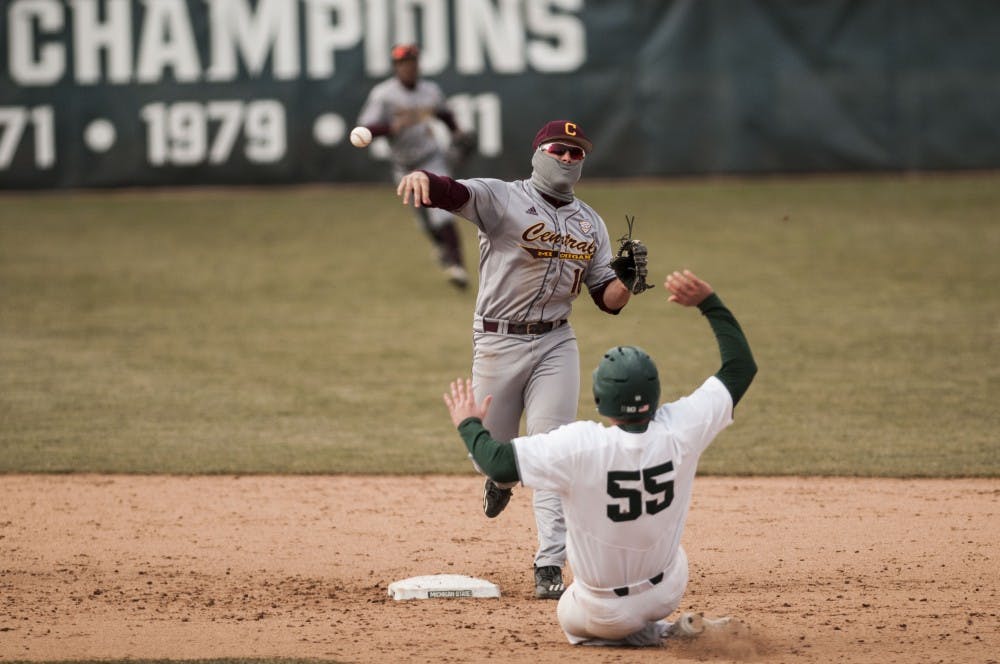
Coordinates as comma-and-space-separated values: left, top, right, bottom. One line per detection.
532, 120, 593, 153
391, 44, 419, 62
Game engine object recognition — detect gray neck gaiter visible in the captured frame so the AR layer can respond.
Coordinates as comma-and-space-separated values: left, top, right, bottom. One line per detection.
530, 150, 583, 203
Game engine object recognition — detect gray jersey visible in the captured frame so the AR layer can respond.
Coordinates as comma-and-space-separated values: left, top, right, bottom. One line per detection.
455, 178, 618, 324
357, 77, 448, 168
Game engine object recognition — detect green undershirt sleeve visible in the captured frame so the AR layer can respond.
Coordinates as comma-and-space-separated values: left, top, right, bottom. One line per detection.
697, 293, 758, 406
456, 418, 520, 484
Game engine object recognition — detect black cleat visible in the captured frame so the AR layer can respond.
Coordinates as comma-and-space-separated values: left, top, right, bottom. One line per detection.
483, 478, 512, 518
534, 565, 565, 599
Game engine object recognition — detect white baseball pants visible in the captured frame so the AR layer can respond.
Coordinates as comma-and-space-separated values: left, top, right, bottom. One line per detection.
556, 548, 689, 646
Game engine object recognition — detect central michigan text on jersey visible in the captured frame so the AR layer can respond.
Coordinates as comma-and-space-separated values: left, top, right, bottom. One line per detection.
522, 222, 598, 256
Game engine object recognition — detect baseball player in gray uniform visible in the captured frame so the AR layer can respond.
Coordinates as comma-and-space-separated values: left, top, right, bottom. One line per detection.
398, 120, 651, 599
442, 269, 758, 646
357, 44, 472, 288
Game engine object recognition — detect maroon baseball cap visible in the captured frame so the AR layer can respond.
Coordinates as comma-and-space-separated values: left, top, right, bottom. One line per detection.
532, 120, 593, 153
391, 44, 419, 62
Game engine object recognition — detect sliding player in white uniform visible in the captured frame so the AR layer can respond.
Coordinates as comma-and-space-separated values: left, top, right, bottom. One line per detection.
442, 269, 758, 646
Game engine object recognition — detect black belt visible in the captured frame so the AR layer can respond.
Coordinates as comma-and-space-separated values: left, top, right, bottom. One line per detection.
483, 319, 566, 335
613, 572, 664, 597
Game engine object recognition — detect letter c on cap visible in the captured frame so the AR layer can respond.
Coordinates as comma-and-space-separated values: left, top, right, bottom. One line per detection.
564, 122, 577, 136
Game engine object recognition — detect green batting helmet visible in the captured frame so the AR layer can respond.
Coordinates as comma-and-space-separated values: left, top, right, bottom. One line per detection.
592, 346, 660, 421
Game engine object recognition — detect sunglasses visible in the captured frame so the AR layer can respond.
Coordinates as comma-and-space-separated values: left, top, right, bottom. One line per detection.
538, 142, 586, 161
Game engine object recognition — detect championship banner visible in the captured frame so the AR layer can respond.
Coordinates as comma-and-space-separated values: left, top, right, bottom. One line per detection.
2, 0, 999, 189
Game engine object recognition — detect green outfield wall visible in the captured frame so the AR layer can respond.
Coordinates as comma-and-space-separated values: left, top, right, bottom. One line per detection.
1, 0, 998, 189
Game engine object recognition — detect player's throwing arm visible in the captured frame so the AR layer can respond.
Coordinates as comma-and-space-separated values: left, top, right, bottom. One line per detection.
397, 171, 431, 208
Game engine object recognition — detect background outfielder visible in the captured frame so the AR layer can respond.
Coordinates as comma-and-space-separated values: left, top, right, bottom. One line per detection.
398, 120, 653, 598
443, 269, 758, 646
356, 44, 474, 289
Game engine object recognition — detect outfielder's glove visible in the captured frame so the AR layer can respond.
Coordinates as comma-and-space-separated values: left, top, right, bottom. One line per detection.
448, 130, 478, 168
610, 215, 655, 295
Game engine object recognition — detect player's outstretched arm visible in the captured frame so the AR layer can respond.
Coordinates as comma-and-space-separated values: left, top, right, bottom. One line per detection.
443, 378, 520, 484
397, 170, 471, 211
664, 270, 758, 406
397, 171, 431, 207
665, 269, 713, 306
443, 378, 492, 426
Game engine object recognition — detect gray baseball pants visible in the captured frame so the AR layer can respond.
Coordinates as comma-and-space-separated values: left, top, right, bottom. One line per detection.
471, 321, 579, 568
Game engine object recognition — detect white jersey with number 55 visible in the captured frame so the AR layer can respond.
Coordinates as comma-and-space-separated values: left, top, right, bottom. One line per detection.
512, 376, 734, 590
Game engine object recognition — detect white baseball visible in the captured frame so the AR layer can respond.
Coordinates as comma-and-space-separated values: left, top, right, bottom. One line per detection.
350, 126, 372, 148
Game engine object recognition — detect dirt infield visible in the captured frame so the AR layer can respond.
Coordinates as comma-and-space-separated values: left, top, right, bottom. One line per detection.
1, 475, 997, 663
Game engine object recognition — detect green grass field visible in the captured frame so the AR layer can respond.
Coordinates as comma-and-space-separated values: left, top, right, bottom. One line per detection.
2, 174, 998, 476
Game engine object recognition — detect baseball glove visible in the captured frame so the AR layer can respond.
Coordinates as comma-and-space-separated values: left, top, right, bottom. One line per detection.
448, 130, 478, 169
610, 215, 655, 295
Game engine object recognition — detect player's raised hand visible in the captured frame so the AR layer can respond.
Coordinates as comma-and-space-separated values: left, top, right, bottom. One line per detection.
397, 170, 431, 207
665, 269, 714, 306
443, 378, 492, 427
